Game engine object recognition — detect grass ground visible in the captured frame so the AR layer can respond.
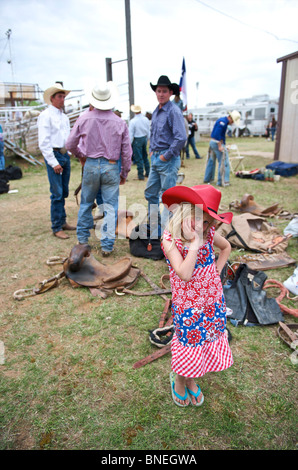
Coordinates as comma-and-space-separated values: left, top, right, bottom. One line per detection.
0, 136, 297, 450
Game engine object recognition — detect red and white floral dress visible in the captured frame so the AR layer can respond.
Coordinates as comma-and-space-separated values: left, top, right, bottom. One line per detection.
162, 226, 233, 378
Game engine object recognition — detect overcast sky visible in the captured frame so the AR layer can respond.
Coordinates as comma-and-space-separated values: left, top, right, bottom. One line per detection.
1, 0, 298, 117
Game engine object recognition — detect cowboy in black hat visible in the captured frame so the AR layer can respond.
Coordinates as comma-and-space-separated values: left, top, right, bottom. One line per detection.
145, 75, 187, 235
150, 75, 175, 92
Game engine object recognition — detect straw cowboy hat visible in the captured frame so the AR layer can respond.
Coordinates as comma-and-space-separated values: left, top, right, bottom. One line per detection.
89, 81, 119, 110
130, 104, 142, 113
162, 184, 233, 224
150, 75, 176, 92
43, 82, 71, 105
228, 110, 241, 126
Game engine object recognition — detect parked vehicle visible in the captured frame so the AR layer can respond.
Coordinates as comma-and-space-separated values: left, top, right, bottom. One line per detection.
189, 94, 279, 137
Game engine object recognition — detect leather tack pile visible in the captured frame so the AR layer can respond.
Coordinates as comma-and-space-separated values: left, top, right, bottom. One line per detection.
229, 193, 297, 220
217, 193, 297, 270
12, 193, 297, 368
217, 193, 298, 364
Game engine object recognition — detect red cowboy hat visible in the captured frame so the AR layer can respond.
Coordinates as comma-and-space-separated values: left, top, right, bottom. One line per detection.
162, 185, 233, 224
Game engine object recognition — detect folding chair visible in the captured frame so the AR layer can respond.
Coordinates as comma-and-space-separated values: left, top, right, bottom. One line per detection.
228, 144, 245, 174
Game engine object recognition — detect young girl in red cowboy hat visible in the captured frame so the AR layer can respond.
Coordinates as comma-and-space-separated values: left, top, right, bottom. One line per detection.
161, 184, 233, 407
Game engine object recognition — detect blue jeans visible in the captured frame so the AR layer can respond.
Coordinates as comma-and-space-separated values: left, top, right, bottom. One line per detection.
0, 154, 5, 171
132, 137, 150, 179
96, 156, 121, 207
45, 150, 71, 233
0, 141, 5, 170
204, 140, 230, 186
186, 136, 201, 159
144, 150, 180, 235
77, 157, 120, 251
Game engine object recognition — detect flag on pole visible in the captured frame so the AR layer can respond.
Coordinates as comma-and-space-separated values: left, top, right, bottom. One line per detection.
179, 57, 187, 111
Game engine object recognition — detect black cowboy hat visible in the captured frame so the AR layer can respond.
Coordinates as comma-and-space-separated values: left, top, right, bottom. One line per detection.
171, 83, 180, 96
150, 75, 175, 92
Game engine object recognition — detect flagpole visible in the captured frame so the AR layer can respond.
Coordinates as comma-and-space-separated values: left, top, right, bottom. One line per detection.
179, 57, 187, 112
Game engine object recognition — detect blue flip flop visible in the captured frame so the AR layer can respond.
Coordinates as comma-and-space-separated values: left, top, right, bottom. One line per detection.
170, 372, 189, 407
186, 384, 204, 406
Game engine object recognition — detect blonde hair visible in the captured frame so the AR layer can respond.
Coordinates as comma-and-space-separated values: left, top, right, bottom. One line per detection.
165, 203, 198, 248
164, 203, 215, 249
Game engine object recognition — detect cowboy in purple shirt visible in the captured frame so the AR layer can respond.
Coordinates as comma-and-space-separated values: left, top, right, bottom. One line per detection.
66, 81, 132, 256
144, 75, 187, 235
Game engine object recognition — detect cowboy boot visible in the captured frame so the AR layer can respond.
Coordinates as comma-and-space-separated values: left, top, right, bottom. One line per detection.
62, 222, 76, 231
54, 230, 70, 239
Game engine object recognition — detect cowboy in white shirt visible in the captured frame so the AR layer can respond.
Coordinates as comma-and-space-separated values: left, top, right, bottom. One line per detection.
129, 104, 150, 180
38, 83, 76, 239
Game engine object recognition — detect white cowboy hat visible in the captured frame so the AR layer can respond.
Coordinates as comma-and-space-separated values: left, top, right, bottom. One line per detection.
89, 81, 119, 110
229, 110, 241, 126
43, 82, 71, 105
130, 104, 141, 113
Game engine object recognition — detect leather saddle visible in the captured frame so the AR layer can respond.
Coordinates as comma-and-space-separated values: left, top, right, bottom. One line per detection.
63, 244, 141, 298
230, 194, 280, 217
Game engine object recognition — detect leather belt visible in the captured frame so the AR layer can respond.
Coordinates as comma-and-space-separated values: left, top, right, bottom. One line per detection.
98, 157, 116, 164
53, 147, 67, 154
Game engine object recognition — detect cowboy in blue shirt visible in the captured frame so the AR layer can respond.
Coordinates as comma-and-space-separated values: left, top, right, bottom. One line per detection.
144, 75, 187, 235
204, 111, 240, 187
0, 124, 5, 170
211, 116, 230, 144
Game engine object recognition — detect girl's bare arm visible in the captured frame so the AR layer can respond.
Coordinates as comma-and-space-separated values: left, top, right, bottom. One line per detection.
213, 232, 231, 274
162, 237, 200, 282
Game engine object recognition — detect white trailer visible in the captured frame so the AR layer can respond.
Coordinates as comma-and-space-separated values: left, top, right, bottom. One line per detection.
189, 94, 279, 137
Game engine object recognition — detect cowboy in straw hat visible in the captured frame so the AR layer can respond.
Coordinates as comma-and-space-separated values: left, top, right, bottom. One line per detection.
228, 110, 241, 126
88, 81, 119, 111
144, 75, 187, 235
65, 81, 132, 256
130, 104, 142, 113
43, 82, 71, 105
204, 109, 241, 188
129, 104, 150, 180
38, 82, 76, 239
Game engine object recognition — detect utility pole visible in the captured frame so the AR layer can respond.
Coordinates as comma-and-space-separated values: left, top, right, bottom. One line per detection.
125, 0, 134, 119
106, 58, 113, 81
6, 29, 15, 82
104, 2, 135, 118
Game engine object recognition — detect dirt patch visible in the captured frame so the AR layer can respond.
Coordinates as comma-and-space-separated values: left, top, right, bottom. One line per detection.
240, 151, 274, 158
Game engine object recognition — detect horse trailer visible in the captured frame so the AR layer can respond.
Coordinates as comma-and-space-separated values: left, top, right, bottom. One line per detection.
189, 94, 279, 137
